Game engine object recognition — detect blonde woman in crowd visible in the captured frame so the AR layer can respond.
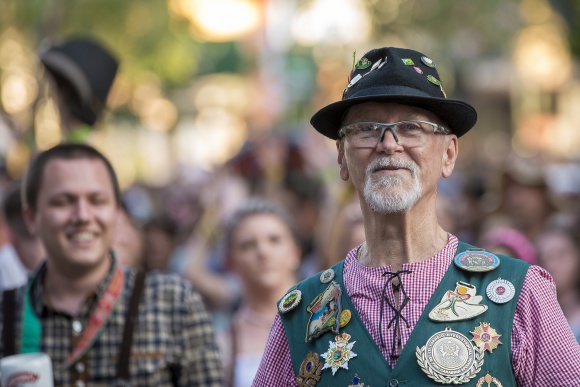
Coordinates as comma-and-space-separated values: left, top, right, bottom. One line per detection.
219, 198, 301, 387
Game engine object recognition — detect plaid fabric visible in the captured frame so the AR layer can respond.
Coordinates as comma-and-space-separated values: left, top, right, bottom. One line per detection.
0, 258, 223, 386
253, 234, 580, 386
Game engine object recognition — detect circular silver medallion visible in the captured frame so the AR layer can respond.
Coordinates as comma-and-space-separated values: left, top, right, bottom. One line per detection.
416, 328, 483, 384
320, 269, 335, 283
486, 278, 515, 304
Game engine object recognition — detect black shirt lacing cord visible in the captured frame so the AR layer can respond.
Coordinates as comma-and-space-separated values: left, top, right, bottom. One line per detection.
379, 270, 412, 359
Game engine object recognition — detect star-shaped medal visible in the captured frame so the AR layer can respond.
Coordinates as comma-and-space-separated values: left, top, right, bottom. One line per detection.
471, 322, 502, 353
320, 333, 357, 375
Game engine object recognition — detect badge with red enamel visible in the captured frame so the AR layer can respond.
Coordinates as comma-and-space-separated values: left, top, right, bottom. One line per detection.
486, 278, 515, 304
471, 322, 502, 353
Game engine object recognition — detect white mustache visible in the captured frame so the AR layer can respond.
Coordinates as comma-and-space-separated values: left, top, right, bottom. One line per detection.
366, 157, 418, 175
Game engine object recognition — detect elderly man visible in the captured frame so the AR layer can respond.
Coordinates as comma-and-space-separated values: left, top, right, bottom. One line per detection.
0, 143, 223, 386
253, 47, 580, 386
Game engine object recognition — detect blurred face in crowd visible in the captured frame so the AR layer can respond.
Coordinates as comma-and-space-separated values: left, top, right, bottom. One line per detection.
228, 213, 300, 293
113, 209, 143, 268
337, 102, 457, 214
537, 230, 580, 293
25, 158, 119, 276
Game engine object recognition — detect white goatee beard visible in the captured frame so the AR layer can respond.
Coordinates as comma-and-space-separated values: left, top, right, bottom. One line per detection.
363, 157, 422, 214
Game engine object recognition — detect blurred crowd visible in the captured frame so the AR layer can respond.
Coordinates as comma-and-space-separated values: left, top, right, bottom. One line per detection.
2, 36, 580, 386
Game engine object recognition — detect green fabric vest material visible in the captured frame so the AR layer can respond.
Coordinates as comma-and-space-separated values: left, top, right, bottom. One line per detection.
280, 242, 529, 386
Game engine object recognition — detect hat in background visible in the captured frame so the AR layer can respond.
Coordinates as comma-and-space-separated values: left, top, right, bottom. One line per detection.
39, 37, 119, 126
310, 46, 477, 140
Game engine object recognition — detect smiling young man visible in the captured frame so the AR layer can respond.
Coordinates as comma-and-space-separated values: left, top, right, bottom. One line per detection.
0, 143, 223, 386
252, 47, 580, 386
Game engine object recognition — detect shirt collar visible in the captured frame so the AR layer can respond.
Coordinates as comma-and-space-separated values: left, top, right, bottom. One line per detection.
29, 251, 119, 317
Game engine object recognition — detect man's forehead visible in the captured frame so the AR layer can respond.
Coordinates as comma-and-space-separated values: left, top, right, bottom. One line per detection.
343, 102, 443, 123
40, 158, 113, 191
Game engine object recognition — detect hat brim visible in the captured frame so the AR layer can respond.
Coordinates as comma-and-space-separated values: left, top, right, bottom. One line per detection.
310, 89, 477, 140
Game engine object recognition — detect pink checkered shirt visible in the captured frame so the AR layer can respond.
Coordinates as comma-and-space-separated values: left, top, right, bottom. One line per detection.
253, 234, 580, 386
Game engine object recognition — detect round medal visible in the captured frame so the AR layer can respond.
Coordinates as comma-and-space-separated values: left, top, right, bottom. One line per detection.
278, 289, 302, 314
339, 309, 352, 328
320, 269, 335, 283
454, 250, 500, 272
416, 327, 484, 384
486, 278, 515, 304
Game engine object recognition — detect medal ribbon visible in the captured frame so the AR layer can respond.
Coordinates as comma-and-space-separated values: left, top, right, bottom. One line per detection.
20, 264, 125, 370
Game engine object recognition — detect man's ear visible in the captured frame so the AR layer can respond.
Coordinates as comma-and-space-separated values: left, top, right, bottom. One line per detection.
441, 135, 458, 178
23, 207, 38, 236
337, 140, 350, 181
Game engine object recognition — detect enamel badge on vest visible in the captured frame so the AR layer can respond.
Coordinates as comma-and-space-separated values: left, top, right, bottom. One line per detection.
320, 332, 357, 375
486, 278, 515, 304
279, 289, 302, 314
306, 281, 342, 341
429, 281, 488, 322
471, 322, 502, 353
454, 250, 500, 272
416, 327, 484, 384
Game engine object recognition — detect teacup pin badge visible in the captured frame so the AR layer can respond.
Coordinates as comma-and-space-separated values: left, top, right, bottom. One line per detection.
306, 281, 342, 341
486, 278, 515, 304
416, 327, 484, 384
471, 322, 502, 353
320, 332, 357, 375
429, 281, 488, 322
454, 249, 500, 272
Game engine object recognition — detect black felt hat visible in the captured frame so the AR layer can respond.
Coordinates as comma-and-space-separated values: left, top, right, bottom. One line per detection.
40, 37, 119, 126
310, 47, 477, 139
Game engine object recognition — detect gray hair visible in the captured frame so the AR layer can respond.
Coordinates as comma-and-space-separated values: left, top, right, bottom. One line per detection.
224, 197, 299, 252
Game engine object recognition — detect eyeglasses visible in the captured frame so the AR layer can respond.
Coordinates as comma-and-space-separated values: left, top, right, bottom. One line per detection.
338, 120, 451, 147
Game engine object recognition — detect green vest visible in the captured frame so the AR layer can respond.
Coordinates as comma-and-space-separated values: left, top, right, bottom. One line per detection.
280, 242, 529, 386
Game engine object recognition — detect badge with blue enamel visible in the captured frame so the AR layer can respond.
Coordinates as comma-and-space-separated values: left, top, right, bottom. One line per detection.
306, 281, 342, 341
454, 249, 500, 272
296, 351, 323, 386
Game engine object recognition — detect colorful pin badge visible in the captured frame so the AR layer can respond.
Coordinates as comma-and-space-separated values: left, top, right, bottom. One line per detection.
486, 278, 515, 304
355, 57, 372, 69
471, 322, 502, 353
413, 66, 423, 74
320, 332, 357, 375
454, 250, 500, 272
429, 281, 488, 322
476, 372, 503, 387
296, 351, 323, 387
402, 58, 415, 65
421, 56, 436, 68
348, 374, 367, 387
339, 309, 352, 328
279, 289, 302, 314
306, 281, 342, 341
416, 327, 484, 384
427, 74, 441, 86
320, 269, 335, 284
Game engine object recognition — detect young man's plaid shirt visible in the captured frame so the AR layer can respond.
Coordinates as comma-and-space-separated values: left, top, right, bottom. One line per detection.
0, 258, 223, 386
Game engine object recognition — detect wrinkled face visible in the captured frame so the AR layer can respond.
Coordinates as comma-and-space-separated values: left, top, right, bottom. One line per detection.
25, 158, 119, 274
228, 213, 300, 291
337, 102, 458, 214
